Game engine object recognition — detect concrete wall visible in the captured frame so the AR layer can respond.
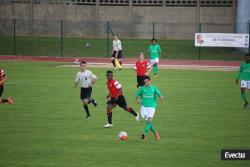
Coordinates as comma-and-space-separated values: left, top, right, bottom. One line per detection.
0, 3, 235, 39
236, 0, 250, 53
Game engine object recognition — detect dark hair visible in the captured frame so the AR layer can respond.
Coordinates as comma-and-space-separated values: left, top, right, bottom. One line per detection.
106, 70, 113, 75
151, 38, 157, 42
145, 76, 151, 81
80, 61, 86, 64
246, 53, 250, 57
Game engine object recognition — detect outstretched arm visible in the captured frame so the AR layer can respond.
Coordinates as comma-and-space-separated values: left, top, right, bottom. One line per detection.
0, 76, 7, 85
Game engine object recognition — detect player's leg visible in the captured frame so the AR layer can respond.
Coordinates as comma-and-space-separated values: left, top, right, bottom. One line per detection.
139, 76, 145, 87
118, 95, 139, 122
104, 98, 115, 128
153, 64, 158, 76
82, 99, 91, 118
149, 122, 160, 140
141, 106, 150, 139
111, 52, 116, 68
80, 88, 91, 118
86, 87, 97, 107
137, 76, 143, 88
141, 107, 160, 140
240, 80, 248, 108
118, 51, 122, 68
136, 76, 140, 88
151, 58, 159, 77
0, 86, 13, 105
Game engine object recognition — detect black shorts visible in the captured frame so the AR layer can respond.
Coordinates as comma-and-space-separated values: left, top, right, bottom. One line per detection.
137, 76, 146, 87
0, 85, 3, 97
112, 51, 123, 59
107, 95, 127, 110
80, 87, 92, 100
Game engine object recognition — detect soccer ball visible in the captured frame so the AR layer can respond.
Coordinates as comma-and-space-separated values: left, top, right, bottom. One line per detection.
85, 43, 91, 47
118, 131, 128, 141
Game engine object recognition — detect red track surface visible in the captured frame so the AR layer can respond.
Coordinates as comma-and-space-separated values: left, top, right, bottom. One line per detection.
0, 55, 241, 67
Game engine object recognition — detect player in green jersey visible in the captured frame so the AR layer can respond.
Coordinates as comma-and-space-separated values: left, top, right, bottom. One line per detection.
136, 76, 164, 140
236, 53, 250, 108
148, 39, 161, 77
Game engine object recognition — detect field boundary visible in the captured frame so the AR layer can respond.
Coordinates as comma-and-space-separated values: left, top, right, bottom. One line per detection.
0, 55, 241, 71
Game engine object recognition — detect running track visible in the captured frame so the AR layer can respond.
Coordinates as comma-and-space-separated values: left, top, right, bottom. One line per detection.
0, 55, 241, 71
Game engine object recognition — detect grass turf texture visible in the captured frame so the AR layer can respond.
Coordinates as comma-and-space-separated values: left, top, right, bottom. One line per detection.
1, 61, 250, 167
0, 36, 245, 60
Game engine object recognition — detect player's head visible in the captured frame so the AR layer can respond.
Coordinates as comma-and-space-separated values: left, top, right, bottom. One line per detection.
106, 70, 113, 80
80, 61, 87, 71
246, 53, 250, 63
151, 38, 157, 44
114, 34, 119, 40
144, 76, 151, 87
137, 52, 144, 61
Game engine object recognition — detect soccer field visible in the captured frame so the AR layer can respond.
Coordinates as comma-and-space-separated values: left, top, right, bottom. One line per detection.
0, 61, 250, 167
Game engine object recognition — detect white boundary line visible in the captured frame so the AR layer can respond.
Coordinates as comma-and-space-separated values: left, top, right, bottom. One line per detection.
57, 62, 239, 72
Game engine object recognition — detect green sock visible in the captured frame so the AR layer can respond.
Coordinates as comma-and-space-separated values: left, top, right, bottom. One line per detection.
241, 93, 248, 102
153, 65, 158, 75
144, 121, 151, 135
150, 123, 157, 134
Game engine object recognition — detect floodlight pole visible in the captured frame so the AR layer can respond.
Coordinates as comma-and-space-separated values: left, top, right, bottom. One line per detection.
198, 23, 201, 60
249, 21, 250, 54
107, 21, 109, 57
60, 20, 64, 57
13, 18, 16, 55
153, 22, 155, 39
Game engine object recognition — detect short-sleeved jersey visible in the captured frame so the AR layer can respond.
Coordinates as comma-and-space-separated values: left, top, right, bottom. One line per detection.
113, 39, 122, 51
236, 62, 250, 80
106, 79, 123, 97
148, 44, 161, 59
134, 60, 151, 76
0, 68, 6, 86
136, 84, 161, 108
75, 70, 97, 88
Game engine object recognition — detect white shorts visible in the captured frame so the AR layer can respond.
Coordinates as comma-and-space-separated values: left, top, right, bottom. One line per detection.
140, 105, 156, 120
150, 58, 159, 65
240, 80, 250, 89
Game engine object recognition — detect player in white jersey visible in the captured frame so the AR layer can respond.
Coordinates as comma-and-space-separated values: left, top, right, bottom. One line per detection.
111, 34, 123, 69
75, 61, 97, 119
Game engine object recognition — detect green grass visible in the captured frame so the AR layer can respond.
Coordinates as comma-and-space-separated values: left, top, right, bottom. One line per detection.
0, 36, 245, 60
0, 61, 250, 167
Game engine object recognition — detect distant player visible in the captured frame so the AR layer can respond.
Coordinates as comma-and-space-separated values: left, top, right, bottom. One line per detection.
136, 76, 164, 140
148, 38, 161, 77
134, 52, 151, 88
111, 34, 123, 70
75, 61, 97, 118
0, 67, 14, 105
236, 53, 250, 108
104, 70, 139, 128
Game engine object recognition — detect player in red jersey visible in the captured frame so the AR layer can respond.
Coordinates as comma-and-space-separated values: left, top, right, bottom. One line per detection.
104, 70, 139, 128
0, 68, 14, 105
134, 52, 151, 88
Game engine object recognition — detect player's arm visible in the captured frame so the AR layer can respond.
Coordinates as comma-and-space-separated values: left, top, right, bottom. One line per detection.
145, 62, 152, 76
115, 41, 122, 57
114, 81, 122, 99
135, 88, 143, 104
133, 65, 137, 74
90, 73, 97, 86
158, 45, 162, 58
0, 69, 6, 85
74, 74, 79, 88
0, 75, 7, 85
236, 64, 243, 84
155, 87, 164, 101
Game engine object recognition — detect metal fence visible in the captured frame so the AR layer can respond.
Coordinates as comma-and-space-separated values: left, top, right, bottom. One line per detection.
0, 18, 249, 60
